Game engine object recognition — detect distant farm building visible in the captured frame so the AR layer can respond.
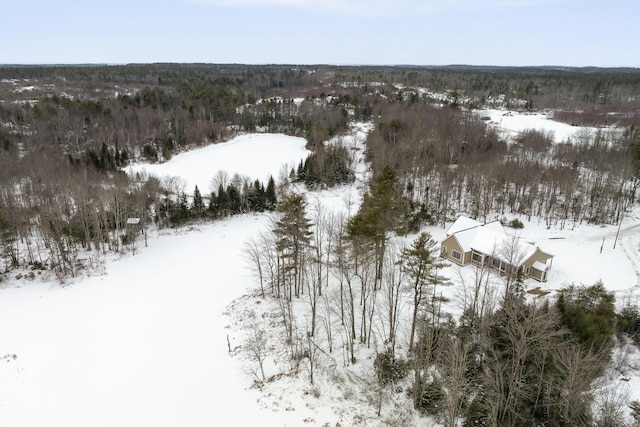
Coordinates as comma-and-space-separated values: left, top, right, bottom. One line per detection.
441, 216, 553, 282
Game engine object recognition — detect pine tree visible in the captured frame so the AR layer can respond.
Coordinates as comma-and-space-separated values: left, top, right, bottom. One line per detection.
247, 179, 265, 212
191, 185, 205, 218
401, 233, 452, 415
400, 232, 451, 351
273, 193, 313, 300
226, 184, 241, 214
258, 182, 266, 211
348, 165, 410, 285
100, 142, 114, 171
296, 159, 306, 182
216, 183, 230, 217
120, 148, 129, 165
265, 175, 277, 210
169, 192, 191, 226
207, 190, 219, 218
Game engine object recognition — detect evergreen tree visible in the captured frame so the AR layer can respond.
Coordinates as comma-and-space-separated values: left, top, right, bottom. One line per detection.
168, 192, 191, 226
207, 190, 219, 218
296, 159, 306, 182
216, 183, 230, 217
100, 142, 114, 171
303, 155, 320, 187
265, 175, 277, 210
556, 281, 616, 352
191, 185, 205, 218
120, 148, 129, 165
401, 232, 451, 351
178, 192, 191, 222
226, 183, 241, 214
273, 193, 313, 300
247, 179, 265, 212
257, 181, 266, 211
348, 165, 410, 285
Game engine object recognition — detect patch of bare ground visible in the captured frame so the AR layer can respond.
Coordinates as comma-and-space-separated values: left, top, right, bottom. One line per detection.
527, 286, 551, 296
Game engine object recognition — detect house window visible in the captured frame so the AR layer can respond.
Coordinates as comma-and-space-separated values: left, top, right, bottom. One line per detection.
452, 250, 462, 261
492, 258, 505, 272
525, 266, 531, 276
472, 251, 483, 264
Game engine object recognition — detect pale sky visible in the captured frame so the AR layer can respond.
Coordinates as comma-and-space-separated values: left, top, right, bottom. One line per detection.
3, 0, 639, 67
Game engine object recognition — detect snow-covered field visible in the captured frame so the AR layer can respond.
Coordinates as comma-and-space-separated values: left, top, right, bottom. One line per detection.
477, 108, 602, 143
1, 117, 639, 426
126, 133, 312, 193
0, 217, 276, 426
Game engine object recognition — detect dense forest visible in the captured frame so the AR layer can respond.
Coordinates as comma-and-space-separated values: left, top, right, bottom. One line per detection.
2, 63, 640, 425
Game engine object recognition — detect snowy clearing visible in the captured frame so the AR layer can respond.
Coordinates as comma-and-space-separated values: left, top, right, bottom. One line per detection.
477, 108, 603, 143
0, 216, 275, 426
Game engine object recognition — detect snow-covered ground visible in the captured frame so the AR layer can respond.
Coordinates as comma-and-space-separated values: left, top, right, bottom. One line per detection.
1, 117, 639, 426
477, 108, 603, 143
430, 212, 640, 296
0, 217, 278, 426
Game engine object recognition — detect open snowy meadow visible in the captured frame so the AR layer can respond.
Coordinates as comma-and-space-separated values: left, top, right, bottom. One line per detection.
1, 116, 639, 426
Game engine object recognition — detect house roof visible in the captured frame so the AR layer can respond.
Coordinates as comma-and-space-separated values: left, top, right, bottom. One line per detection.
483, 220, 506, 234
448, 216, 546, 265
446, 216, 483, 235
532, 260, 548, 271
455, 226, 498, 253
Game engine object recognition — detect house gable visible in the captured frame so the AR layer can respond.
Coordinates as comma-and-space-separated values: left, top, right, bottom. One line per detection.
523, 248, 553, 281
523, 248, 553, 267
441, 234, 469, 265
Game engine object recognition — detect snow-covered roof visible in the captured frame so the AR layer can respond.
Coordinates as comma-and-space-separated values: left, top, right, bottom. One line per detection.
449, 216, 544, 264
470, 227, 506, 255
446, 216, 483, 235
532, 260, 548, 271
520, 243, 540, 261
483, 220, 506, 235
455, 225, 501, 253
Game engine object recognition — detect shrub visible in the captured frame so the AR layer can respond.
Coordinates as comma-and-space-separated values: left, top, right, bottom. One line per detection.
617, 303, 640, 344
557, 282, 616, 351
630, 401, 640, 424
415, 379, 446, 415
142, 143, 159, 162
509, 218, 524, 229
408, 203, 434, 232
374, 348, 409, 385
463, 396, 489, 427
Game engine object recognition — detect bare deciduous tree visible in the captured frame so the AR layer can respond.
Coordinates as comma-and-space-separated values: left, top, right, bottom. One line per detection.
439, 333, 472, 427
244, 327, 268, 383
381, 242, 405, 355
243, 235, 266, 298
